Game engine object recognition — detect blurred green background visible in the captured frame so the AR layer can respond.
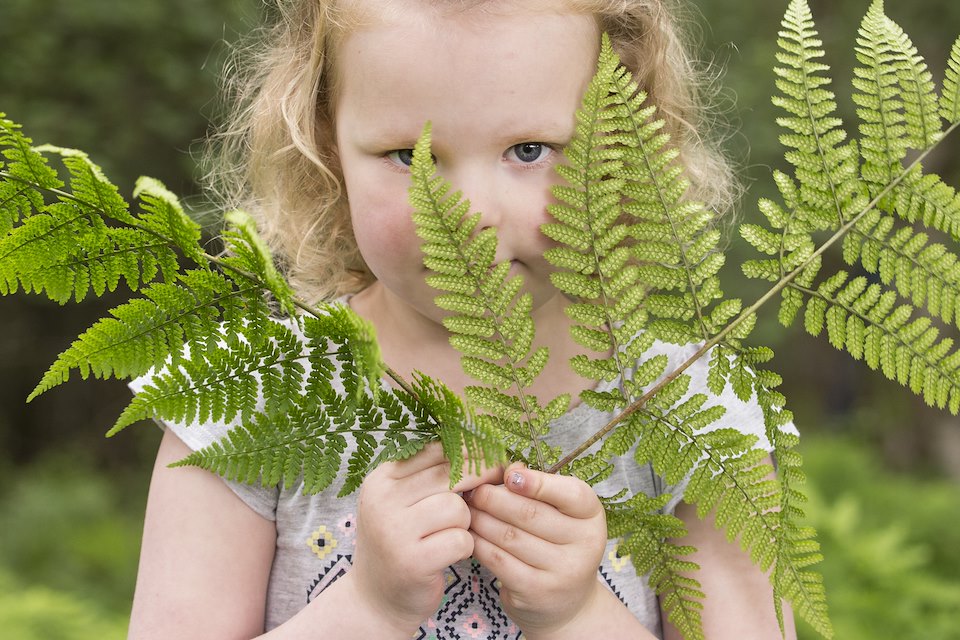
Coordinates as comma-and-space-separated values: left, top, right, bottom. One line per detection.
1, 1, 958, 638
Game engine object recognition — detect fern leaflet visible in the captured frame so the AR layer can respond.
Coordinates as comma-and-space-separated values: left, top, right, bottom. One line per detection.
409, 123, 568, 470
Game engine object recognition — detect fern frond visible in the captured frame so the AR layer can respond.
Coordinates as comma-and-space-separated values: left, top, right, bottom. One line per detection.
133, 176, 205, 265
543, 34, 643, 392
770, 431, 832, 637
605, 492, 704, 640
853, 2, 913, 195
162, 311, 400, 495
0, 115, 62, 235
302, 304, 385, 401
110, 319, 308, 435
173, 332, 504, 495
881, 8, 942, 150
941, 36, 960, 124
544, 34, 737, 444
36, 145, 134, 224
774, 0, 863, 228
609, 33, 730, 347
614, 357, 830, 636
0, 144, 204, 304
409, 373, 509, 485
222, 209, 299, 318
843, 208, 960, 328
172, 400, 350, 494
31, 269, 266, 400
409, 123, 567, 469
798, 271, 960, 412
890, 165, 960, 240
0, 201, 174, 303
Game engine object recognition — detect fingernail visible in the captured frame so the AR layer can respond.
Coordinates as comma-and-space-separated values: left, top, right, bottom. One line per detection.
509, 472, 524, 490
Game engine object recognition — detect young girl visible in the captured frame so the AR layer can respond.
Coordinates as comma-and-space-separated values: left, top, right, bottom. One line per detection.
128, 1, 797, 638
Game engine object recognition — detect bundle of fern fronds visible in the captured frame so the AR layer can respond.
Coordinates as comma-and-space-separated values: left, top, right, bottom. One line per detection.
1, 1, 958, 638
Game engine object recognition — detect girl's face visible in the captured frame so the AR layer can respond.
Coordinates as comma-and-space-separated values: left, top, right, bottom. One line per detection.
334, 2, 599, 325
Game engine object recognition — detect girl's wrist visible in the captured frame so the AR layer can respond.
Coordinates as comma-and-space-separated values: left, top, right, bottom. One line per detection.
518, 581, 656, 640
313, 572, 423, 640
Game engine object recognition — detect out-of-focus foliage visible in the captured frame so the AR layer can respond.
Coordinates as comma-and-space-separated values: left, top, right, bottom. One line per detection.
0, 0, 258, 195
797, 436, 960, 639
0, 571, 127, 640
0, 1, 258, 634
0, 452, 148, 639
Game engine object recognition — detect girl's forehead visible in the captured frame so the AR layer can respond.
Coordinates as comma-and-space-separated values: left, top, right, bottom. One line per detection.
334, 0, 585, 33
327, 0, 598, 97
331, 3, 599, 142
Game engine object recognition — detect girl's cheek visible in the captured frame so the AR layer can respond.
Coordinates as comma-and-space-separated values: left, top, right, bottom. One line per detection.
351, 198, 420, 261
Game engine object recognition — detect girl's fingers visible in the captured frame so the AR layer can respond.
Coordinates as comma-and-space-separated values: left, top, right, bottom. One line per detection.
467, 484, 567, 544
450, 460, 506, 494
502, 463, 602, 521
468, 502, 559, 571
383, 441, 449, 479
409, 490, 472, 535
469, 529, 541, 587
418, 526, 476, 570
377, 442, 504, 505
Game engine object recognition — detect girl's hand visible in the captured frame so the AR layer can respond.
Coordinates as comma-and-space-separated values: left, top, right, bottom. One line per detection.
346, 442, 502, 635
466, 463, 610, 638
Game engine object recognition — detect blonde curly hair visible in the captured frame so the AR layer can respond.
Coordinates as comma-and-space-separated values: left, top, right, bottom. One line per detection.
203, 0, 737, 304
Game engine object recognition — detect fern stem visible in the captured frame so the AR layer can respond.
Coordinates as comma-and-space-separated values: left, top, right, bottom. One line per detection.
548, 118, 960, 475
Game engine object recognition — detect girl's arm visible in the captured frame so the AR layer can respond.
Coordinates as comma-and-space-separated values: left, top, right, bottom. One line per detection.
128, 428, 277, 638
663, 456, 798, 640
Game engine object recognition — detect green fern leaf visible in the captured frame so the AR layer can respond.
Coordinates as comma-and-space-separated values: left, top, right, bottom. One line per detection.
172, 402, 347, 494
881, 8, 943, 149
774, 0, 863, 227
222, 209, 299, 319
36, 145, 134, 224
605, 492, 704, 640
941, 36, 960, 124
409, 123, 566, 469
168, 312, 500, 495
892, 167, 960, 240
31, 269, 265, 400
797, 270, 960, 412
853, 2, 912, 195
110, 319, 308, 435
770, 431, 832, 638
133, 176, 205, 265
0, 117, 63, 236
0, 144, 202, 304
844, 208, 960, 328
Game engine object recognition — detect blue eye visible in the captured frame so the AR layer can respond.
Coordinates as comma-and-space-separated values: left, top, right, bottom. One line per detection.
509, 143, 551, 164
387, 149, 415, 167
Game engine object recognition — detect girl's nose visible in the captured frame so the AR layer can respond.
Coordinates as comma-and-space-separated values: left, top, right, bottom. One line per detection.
450, 166, 503, 231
